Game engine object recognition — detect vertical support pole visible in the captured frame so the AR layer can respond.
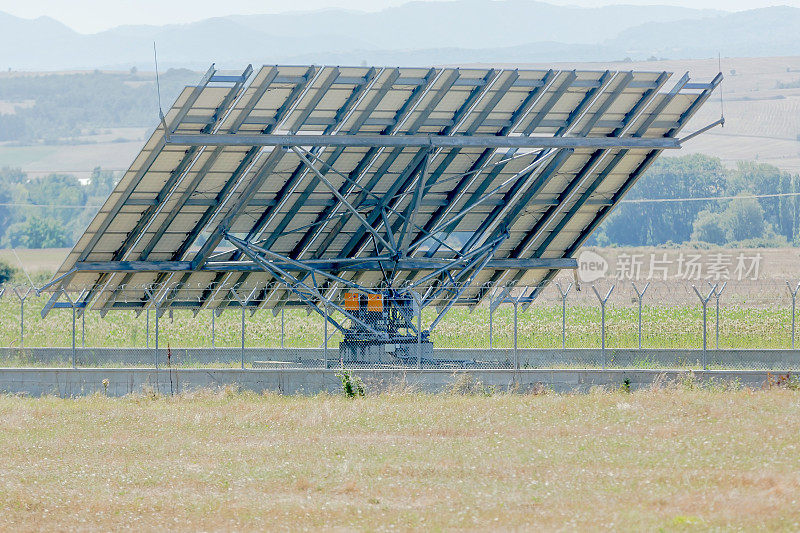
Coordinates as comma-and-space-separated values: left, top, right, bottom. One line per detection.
280, 308, 285, 349
241, 304, 246, 370
787, 281, 799, 349
211, 309, 216, 349
146, 309, 150, 349
513, 300, 519, 370
632, 282, 650, 350
592, 285, 615, 369
323, 304, 329, 369
81, 309, 85, 348
692, 285, 715, 371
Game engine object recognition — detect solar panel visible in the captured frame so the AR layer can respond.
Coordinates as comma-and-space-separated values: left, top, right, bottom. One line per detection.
44, 63, 720, 349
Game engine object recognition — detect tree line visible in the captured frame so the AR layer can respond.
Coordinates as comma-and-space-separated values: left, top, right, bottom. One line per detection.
0, 154, 798, 250
0, 166, 116, 248
592, 154, 800, 248
0, 69, 197, 143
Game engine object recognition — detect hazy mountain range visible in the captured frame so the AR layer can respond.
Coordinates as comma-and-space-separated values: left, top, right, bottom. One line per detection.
1, 2, 800, 70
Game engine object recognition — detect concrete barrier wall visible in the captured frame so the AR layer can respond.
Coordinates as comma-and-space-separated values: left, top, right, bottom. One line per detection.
0, 367, 782, 397
2, 347, 800, 370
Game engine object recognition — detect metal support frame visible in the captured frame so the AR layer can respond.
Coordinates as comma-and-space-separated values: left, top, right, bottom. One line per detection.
292, 146, 396, 254
166, 133, 681, 151
631, 282, 650, 349
692, 284, 717, 370
226, 233, 379, 337
592, 284, 614, 368
45, 66, 723, 364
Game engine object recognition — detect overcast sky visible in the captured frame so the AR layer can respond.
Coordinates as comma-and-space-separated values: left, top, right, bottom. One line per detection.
0, 0, 797, 33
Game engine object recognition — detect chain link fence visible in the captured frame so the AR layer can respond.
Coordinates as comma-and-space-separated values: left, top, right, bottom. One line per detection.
1, 279, 799, 370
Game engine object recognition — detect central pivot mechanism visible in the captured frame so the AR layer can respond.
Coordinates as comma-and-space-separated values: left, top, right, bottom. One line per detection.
339, 290, 432, 365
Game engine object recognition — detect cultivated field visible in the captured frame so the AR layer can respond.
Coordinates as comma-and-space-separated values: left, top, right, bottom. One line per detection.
487, 56, 800, 173
0, 386, 799, 530
2, 247, 800, 353
1, 290, 799, 354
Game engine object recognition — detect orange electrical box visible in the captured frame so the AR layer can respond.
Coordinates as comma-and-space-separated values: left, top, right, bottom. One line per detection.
344, 292, 360, 310
367, 293, 383, 312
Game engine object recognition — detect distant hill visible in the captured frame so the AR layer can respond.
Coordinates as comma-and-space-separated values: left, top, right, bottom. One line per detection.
0, 1, 732, 70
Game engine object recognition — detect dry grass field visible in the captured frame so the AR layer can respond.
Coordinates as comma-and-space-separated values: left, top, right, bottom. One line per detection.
0, 386, 799, 531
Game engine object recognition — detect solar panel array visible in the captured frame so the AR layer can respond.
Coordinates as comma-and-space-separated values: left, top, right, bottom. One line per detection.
49, 64, 720, 314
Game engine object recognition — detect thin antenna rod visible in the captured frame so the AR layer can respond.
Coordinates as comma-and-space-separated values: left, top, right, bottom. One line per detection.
11, 247, 36, 289
718, 52, 725, 124
153, 41, 167, 131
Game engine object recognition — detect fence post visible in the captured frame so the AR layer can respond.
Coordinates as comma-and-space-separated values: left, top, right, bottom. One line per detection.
230, 287, 256, 370
211, 309, 216, 348
14, 287, 30, 348
81, 308, 85, 348
488, 297, 493, 349
555, 282, 572, 349
61, 289, 77, 368
709, 281, 726, 349
146, 309, 150, 349
692, 284, 716, 370
592, 284, 615, 369
417, 304, 422, 369
154, 305, 159, 367
513, 300, 519, 370
324, 303, 329, 367
631, 282, 650, 349
280, 308, 285, 349
787, 281, 799, 349
241, 304, 246, 369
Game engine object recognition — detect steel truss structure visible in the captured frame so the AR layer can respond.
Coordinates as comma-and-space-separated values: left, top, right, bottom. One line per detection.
45, 63, 721, 361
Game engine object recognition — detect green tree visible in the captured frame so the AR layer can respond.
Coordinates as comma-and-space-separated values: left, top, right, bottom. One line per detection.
724, 196, 766, 241
0, 260, 16, 284
5, 216, 71, 248
594, 154, 727, 246
691, 209, 727, 244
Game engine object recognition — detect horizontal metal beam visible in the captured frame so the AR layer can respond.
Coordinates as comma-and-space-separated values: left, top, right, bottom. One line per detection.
166, 133, 681, 150
74, 257, 576, 273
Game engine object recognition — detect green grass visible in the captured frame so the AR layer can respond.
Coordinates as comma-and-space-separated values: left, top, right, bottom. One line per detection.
1, 387, 799, 530
0, 294, 796, 351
